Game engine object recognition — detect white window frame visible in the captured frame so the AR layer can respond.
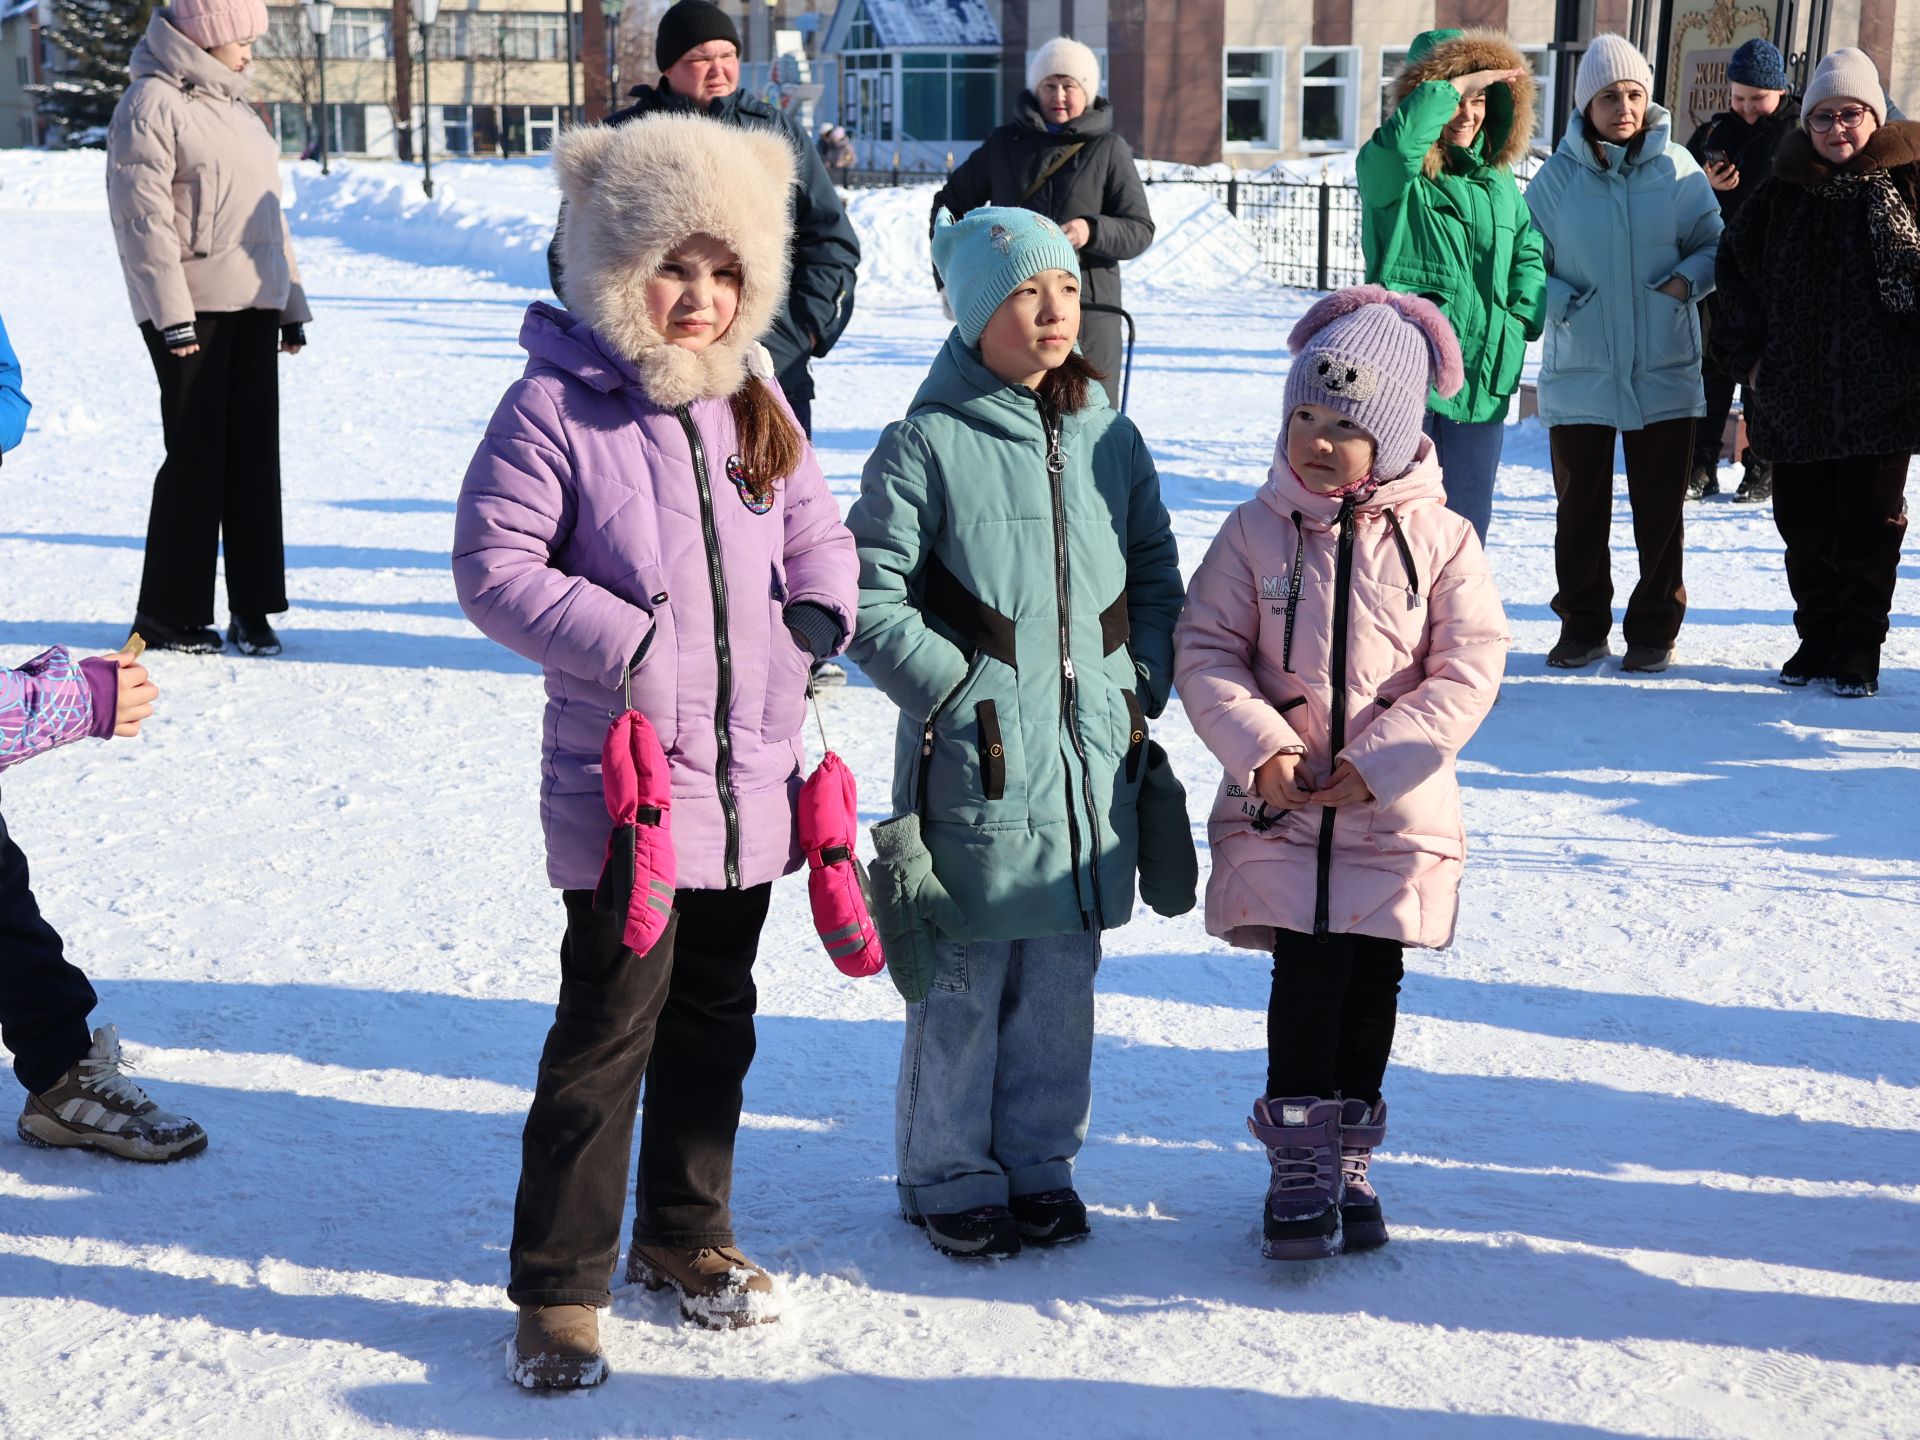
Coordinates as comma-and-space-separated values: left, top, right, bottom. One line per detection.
1299, 44, 1359, 151
1222, 46, 1284, 152
1378, 45, 1410, 129
1520, 45, 1555, 151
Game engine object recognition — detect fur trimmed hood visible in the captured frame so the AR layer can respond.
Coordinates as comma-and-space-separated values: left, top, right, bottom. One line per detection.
1390, 29, 1536, 178
1774, 119, 1920, 186
551, 113, 796, 408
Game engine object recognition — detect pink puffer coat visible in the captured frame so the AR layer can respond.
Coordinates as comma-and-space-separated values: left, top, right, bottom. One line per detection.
1175, 438, 1509, 950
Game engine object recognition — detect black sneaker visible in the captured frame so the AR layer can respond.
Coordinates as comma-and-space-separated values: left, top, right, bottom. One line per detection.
1546, 637, 1609, 669
1778, 642, 1831, 687
132, 613, 222, 654
1621, 644, 1675, 674
911, 1206, 1022, 1259
1010, 1189, 1091, 1247
1733, 461, 1773, 504
1686, 463, 1720, 500
227, 615, 283, 657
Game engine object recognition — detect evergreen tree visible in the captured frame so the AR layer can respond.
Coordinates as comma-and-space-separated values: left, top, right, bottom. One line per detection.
33, 0, 157, 141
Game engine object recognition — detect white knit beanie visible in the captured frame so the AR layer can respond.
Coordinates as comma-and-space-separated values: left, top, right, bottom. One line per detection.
1027, 37, 1100, 97
1574, 32, 1655, 113
1802, 47, 1888, 124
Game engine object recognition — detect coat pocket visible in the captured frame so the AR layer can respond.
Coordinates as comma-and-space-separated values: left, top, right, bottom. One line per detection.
763, 559, 811, 740
976, 700, 1006, 800
922, 657, 1025, 824
1545, 288, 1607, 373
1644, 285, 1702, 370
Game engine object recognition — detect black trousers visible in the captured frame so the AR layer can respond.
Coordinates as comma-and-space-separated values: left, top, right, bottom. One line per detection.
508, 883, 771, 1307
1548, 417, 1696, 649
1268, 928, 1405, 1104
776, 360, 813, 439
1771, 453, 1912, 677
0, 809, 97, 1095
137, 310, 287, 626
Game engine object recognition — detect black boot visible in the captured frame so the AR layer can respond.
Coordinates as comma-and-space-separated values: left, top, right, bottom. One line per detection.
132, 612, 223, 654
910, 1206, 1022, 1259
227, 615, 283, 657
1733, 458, 1773, 504
1830, 646, 1880, 698
1009, 1189, 1091, 1247
1778, 640, 1832, 687
1686, 462, 1720, 500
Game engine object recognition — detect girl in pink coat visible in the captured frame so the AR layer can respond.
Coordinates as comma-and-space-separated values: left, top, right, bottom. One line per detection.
1175, 286, 1509, 1261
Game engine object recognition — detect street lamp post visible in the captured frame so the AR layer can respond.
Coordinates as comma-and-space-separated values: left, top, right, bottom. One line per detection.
417, 0, 441, 197
602, 0, 625, 109
563, 0, 576, 128
303, 1, 334, 175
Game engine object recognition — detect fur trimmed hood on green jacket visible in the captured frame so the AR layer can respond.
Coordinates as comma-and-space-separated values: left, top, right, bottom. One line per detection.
846, 333, 1184, 942
1390, 28, 1538, 180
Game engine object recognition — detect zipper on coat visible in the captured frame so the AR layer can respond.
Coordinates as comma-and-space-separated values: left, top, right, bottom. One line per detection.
914, 658, 978, 815
1282, 510, 1307, 672
674, 405, 743, 889
1045, 404, 1103, 932
1382, 508, 1420, 595
1314, 494, 1358, 941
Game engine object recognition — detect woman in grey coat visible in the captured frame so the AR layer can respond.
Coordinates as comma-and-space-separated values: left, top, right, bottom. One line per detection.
931, 37, 1154, 406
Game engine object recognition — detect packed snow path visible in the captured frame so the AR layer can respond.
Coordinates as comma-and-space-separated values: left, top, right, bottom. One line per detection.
0, 156, 1915, 1439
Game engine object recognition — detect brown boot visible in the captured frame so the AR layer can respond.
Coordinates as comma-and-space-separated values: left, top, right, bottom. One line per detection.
510, 1304, 608, 1390
626, 1243, 778, 1329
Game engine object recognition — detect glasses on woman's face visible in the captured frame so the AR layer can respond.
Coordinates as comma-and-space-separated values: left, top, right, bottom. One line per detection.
1808, 105, 1871, 133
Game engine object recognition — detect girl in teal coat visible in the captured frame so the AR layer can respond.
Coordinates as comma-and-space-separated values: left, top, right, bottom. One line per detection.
1359, 28, 1547, 540
848, 207, 1184, 1260
1524, 33, 1722, 673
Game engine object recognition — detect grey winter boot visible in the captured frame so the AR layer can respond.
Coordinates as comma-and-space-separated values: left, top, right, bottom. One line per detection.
1338, 1098, 1390, 1252
1248, 1096, 1344, 1260
510, 1304, 608, 1390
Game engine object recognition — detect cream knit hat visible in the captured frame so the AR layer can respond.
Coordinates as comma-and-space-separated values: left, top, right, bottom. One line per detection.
1802, 47, 1888, 124
1574, 32, 1655, 113
1027, 37, 1100, 98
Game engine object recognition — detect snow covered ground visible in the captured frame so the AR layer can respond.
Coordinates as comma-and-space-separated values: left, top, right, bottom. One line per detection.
0, 153, 1915, 1440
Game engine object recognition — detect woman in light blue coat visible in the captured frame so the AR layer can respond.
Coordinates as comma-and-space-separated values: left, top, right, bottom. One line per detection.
1524, 34, 1722, 673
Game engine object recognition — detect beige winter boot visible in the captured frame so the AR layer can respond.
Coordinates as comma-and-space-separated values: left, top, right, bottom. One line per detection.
510, 1304, 608, 1390
627, 1243, 778, 1329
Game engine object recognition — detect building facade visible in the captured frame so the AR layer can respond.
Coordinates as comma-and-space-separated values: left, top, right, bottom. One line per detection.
815, 0, 1915, 168
0, 0, 43, 149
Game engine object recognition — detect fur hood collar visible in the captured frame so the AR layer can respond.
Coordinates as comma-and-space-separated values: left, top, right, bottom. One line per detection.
1390, 29, 1536, 178
551, 113, 795, 408
1774, 120, 1920, 186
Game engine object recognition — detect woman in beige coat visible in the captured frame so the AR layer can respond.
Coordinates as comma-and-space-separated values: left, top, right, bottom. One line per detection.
107, 0, 309, 656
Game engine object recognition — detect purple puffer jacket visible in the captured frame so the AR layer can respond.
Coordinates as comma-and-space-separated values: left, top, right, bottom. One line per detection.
1, 647, 117, 774
454, 303, 859, 892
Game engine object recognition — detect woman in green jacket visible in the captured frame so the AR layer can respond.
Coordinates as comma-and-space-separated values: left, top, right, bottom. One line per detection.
848, 207, 1183, 1261
1359, 28, 1547, 541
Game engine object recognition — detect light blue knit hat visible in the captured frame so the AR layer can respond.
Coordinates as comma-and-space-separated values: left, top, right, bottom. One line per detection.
932, 205, 1081, 346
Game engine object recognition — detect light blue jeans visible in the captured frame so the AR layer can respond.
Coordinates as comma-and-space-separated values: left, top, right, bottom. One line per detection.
1423, 413, 1509, 544
895, 930, 1101, 1217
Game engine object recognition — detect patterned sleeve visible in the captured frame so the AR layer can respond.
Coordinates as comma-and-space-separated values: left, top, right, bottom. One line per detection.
0, 648, 110, 773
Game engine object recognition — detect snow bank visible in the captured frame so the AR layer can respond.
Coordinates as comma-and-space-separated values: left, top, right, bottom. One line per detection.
2, 149, 1274, 303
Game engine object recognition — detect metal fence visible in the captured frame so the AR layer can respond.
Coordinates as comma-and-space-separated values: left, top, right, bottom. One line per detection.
843, 167, 1534, 293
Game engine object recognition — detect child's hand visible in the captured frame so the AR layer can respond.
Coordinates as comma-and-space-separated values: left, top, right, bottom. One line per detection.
1253, 752, 1312, 811
101, 650, 158, 737
1308, 760, 1372, 808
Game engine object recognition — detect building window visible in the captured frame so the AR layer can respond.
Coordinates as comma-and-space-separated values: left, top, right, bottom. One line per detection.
1521, 46, 1554, 150
333, 8, 390, 60
1379, 46, 1408, 124
1300, 46, 1358, 149
900, 52, 999, 143
526, 104, 561, 152
16, 55, 29, 85
841, 49, 894, 142
427, 13, 471, 60
436, 104, 474, 155
1223, 48, 1283, 150
326, 102, 367, 154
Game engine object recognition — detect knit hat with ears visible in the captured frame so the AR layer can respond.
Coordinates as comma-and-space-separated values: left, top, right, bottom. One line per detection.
1027, 36, 1101, 97
165, 0, 268, 50
551, 113, 794, 408
1802, 47, 1888, 124
1574, 32, 1655, 113
1283, 286, 1464, 482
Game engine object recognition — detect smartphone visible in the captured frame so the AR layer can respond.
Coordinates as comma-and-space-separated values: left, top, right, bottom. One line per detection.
1703, 148, 1731, 167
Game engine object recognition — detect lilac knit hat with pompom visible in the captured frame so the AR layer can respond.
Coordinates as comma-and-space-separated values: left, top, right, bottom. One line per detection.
1282, 285, 1465, 481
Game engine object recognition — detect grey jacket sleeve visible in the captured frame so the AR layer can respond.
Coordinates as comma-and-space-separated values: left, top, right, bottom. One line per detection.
1079, 136, 1155, 265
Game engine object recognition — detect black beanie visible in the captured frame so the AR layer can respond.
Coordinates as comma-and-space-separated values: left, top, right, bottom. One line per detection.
655, 0, 740, 73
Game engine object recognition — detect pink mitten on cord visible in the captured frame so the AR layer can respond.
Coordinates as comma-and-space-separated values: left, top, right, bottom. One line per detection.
798, 752, 885, 977
593, 709, 676, 954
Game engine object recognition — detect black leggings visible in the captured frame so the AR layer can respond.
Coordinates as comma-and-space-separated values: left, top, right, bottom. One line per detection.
1267, 929, 1405, 1103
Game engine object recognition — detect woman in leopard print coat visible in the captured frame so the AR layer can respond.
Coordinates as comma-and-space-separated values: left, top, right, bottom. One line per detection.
1711, 49, 1919, 697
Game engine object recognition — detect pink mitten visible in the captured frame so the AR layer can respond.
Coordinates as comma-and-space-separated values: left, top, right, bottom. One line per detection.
798, 752, 884, 977
593, 709, 676, 954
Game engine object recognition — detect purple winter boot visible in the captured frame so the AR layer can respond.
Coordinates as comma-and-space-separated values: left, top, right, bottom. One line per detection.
1338, 1097, 1389, 1252
1247, 1096, 1344, 1260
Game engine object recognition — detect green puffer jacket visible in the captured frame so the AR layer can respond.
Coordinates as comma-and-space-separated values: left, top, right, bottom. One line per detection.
847, 333, 1184, 941
1358, 28, 1548, 424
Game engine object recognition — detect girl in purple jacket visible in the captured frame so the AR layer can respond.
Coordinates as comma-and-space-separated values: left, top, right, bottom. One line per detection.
453, 114, 858, 1390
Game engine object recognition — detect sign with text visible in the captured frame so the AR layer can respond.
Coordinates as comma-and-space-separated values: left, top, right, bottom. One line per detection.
1662, 0, 1773, 144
